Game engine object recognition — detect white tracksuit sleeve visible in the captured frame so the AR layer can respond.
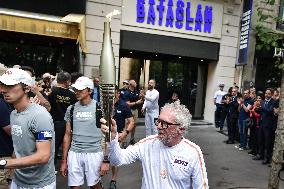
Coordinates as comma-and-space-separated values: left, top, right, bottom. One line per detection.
109, 134, 141, 166
145, 90, 159, 102
191, 145, 209, 189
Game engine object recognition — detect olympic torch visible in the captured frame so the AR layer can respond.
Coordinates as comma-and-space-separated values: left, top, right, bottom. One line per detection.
100, 10, 120, 143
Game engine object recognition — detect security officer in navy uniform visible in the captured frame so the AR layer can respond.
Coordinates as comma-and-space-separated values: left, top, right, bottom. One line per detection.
226, 87, 240, 144
119, 80, 129, 101
109, 86, 135, 189
124, 80, 144, 144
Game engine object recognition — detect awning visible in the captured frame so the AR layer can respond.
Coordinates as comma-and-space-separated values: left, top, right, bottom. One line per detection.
61, 14, 87, 53
0, 8, 87, 53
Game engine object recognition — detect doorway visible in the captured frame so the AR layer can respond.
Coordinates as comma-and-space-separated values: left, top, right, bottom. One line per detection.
119, 56, 208, 118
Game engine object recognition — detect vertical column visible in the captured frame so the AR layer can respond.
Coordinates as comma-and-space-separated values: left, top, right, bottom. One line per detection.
194, 64, 205, 118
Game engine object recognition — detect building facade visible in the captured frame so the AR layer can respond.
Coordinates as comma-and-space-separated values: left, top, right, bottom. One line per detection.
241, 0, 282, 93
0, 0, 243, 122
85, 0, 242, 122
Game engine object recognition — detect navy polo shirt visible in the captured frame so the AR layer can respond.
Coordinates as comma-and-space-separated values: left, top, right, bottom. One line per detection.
113, 99, 133, 133
124, 89, 140, 110
120, 88, 129, 101
0, 98, 13, 156
239, 97, 254, 120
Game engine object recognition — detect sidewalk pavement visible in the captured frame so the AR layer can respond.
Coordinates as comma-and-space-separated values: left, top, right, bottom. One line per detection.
57, 119, 284, 189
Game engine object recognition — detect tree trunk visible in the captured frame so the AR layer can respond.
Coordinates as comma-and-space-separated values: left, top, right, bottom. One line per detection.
268, 71, 284, 189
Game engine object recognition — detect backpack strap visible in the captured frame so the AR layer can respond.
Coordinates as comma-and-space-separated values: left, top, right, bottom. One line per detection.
70, 104, 75, 132
96, 102, 103, 128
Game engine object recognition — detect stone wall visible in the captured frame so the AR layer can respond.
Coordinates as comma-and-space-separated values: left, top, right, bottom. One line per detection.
84, 0, 121, 80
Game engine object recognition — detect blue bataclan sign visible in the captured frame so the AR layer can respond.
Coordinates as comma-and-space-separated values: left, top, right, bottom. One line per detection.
136, 0, 213, 33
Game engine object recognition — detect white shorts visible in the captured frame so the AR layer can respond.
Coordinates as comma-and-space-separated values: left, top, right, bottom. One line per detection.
10, 181, 55, 189
67, 151, 104, 187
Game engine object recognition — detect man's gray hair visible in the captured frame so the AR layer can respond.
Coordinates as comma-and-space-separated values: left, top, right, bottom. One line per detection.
161, 101, 192, 129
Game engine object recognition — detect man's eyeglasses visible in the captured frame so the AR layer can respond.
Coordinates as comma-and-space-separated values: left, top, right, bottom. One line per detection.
154, 118, 180, 129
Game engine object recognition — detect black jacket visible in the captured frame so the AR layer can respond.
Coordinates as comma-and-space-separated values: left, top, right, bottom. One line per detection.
259, 99, 276, 128
228, 96, 239, 119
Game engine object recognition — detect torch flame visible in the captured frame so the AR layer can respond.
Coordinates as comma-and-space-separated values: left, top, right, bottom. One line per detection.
106, 9, 121, 22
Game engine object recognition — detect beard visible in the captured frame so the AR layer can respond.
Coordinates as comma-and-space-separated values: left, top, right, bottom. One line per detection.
158, 131, 179, 146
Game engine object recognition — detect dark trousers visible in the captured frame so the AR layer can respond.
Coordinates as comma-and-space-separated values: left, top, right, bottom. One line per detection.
215, 104, 223, 128
258, 126, 274, 160
249, 124, 259, 154
54, 121, 66, 161
227, 116, 238, 142
221, 110, 228, 130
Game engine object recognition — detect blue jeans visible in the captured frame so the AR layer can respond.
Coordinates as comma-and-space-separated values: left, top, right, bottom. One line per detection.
238, 119, 248, 148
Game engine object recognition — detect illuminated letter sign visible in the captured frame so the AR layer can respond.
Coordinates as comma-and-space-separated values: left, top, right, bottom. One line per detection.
136, 0, 213, 33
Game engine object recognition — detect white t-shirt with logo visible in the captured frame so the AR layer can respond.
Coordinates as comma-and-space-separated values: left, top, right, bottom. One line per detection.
109, 135, 209, 189
214, 90, 226, 104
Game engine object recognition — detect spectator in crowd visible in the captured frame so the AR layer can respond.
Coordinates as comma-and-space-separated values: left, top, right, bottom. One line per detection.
220, 87, 233, 132
48, 71, 77, 163
125, 79, 144, 144
225, 87, 239, 144
213, 83, 226, 129
168, 91, 180, 104
271, 88, 280, 158
0, 68, 55, 188
142, 79, 159, 137
250, 87, 256, 101
101, 102, 208, 189
248, 94, 263, 157
119, 80, 129, 101
93, 77, 100, 103
0, 92, 13, 187
21, 66, 51, 112
70, 72, 83, 85
60, 76, 106, 189
109, 87, 134, 189
70, 72, 84, 93
42, 73, 52, 96
253, 88, 277, 165
236, 90, 253, 151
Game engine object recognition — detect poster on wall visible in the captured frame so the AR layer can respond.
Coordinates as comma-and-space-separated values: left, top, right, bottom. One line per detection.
237, 0, 253, 65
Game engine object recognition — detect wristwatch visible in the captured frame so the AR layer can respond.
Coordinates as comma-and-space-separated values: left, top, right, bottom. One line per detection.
0, 159, 7, 169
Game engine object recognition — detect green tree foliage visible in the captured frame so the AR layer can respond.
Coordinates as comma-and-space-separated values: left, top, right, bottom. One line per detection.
255, 0, 284, 67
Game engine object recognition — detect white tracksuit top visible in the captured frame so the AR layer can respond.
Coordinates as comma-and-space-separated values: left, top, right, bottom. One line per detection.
142, 89, 159, 113
109, 135, 209, 189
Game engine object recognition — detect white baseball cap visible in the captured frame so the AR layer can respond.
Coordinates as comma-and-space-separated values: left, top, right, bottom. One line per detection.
0, 68, 33, 87
42, 72, 51, 79
123, 80, 129, 84
72, 76, 94, 90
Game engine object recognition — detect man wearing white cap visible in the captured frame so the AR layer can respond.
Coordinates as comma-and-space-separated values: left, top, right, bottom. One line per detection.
0, 68, 56, 189
119, 80, 129, 101
60, 76, 106, 189
213, 83, 226, 130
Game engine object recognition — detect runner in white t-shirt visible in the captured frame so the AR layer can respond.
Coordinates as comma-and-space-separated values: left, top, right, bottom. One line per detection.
101, 102, 209, 189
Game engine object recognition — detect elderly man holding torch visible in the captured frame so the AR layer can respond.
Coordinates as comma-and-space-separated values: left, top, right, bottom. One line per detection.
101, 102, 209, 189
